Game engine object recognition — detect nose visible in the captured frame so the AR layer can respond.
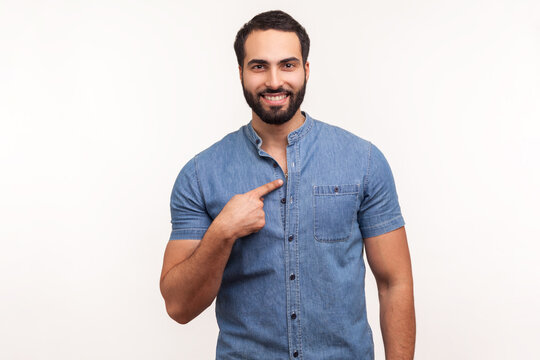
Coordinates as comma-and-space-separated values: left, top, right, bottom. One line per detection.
265, 67, 284, 89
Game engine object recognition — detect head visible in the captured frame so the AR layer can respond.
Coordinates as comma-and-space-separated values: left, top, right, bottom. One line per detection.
234, 10, 311, 125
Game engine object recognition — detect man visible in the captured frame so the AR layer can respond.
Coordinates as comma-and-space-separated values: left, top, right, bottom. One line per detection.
160, 10, 415, 360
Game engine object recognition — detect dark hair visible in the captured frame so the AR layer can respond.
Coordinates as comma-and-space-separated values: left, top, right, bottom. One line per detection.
234, 10, 310, 68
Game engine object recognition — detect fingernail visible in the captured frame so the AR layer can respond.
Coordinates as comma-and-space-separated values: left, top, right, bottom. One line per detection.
278, 179, 283, 185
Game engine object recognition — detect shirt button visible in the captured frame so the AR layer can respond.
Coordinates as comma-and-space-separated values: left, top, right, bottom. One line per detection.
291, 313, 296, 320
273, 162, 278, 168
288, 235, 294, 242
293, 351, 299, 357
334, 186, 339, 193
255, 139, 260, 144
290, 274, 295, 280
281, 198, 286, 204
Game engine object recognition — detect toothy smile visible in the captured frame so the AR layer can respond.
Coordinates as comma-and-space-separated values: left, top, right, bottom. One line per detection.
264, 94, 287, 101
261, 93, 289, 105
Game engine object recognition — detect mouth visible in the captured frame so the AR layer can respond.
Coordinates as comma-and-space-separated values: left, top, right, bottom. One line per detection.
260, 92, 289, 106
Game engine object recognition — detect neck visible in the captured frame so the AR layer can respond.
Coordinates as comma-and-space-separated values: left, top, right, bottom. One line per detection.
251, 109, 305, 150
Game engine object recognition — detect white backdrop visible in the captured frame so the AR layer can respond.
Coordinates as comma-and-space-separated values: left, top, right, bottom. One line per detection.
1, 1, 539, 359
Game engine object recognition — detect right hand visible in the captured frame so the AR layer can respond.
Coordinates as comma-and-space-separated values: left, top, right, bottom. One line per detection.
214, 179, 284, 240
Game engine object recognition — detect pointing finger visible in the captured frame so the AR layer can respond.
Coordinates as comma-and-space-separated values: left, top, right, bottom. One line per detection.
249, 179, 284, 197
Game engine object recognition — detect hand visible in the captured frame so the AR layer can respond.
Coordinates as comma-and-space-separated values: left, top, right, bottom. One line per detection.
215, 179, 284, 241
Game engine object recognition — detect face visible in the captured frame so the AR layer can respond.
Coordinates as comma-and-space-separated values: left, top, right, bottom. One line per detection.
240, 30, 310, 125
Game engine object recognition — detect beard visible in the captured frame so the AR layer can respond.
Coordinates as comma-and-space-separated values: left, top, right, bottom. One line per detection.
242, 76, 307, 125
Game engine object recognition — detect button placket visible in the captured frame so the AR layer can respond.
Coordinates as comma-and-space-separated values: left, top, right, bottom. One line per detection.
284, 142, 302, 359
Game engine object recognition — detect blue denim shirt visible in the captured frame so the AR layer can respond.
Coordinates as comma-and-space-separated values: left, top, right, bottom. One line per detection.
169, 111, 405, 359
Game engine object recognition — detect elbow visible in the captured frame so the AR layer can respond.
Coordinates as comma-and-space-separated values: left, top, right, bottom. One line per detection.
165, 302, 192, 325
160, 276, 211, 325
160, 281, 192, 325
377, 278, 414, 300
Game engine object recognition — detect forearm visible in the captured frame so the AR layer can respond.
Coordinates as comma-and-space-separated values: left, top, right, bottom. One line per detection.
161, 221, 237, 324
378, 282, 416, 360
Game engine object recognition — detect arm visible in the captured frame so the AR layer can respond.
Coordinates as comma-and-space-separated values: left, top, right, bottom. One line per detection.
159, 219, 236, 324
364, 226, 416, 360
160, 179, 284, 324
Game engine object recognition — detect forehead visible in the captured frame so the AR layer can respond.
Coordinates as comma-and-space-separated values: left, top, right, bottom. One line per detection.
243, 29, 302, 65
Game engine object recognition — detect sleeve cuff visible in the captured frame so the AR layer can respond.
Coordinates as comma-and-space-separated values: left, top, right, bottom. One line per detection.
360, 215, 405, 239
169, 228, 208, 241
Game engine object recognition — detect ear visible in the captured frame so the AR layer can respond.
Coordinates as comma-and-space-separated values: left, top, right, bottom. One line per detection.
304, 61, 310, 81
238, 65, 243, 82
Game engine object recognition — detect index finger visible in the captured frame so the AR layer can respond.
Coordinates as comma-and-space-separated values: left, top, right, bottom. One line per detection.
248, 179, 284, 197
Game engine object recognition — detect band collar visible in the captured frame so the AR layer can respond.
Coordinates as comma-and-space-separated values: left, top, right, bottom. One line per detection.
244, 111, 314, 149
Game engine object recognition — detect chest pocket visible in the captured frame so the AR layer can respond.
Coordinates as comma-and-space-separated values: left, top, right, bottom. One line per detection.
312, 184, 360, 242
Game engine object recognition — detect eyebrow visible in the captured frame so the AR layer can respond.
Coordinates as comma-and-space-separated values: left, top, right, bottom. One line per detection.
247, 57, 301, 66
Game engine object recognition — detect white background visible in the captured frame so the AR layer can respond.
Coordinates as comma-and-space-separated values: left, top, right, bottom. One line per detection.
1, 0, 539, 359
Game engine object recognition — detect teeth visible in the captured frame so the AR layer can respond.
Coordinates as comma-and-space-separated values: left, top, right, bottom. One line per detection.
264, 94, 287, 101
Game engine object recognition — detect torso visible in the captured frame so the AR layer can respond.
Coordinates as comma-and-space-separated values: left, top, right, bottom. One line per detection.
188, 113, 398, 358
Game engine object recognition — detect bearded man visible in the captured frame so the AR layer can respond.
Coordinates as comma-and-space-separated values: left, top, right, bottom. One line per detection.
160, 10, 416, 360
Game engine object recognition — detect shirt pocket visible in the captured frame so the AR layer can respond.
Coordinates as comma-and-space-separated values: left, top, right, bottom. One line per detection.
312, 184, 360, 243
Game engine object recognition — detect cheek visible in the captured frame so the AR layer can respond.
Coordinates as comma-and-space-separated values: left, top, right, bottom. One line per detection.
242, 75, 264, 92
285, 73, 305, 89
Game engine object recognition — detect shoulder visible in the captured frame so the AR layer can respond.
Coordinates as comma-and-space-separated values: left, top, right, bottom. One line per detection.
312, 117, 373, 154
190, 125, 247, 165
171, 125, 246, 182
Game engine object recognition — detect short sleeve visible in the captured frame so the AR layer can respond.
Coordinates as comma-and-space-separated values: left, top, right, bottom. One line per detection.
358, 142, 405, 238
169, 156, 212, 241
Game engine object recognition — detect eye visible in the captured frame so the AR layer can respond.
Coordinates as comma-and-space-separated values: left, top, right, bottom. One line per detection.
283, 63, 295, 69
252, 64, 265, 70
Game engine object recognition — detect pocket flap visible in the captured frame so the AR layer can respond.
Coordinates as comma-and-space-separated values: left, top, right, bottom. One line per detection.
312, 184, 360, 195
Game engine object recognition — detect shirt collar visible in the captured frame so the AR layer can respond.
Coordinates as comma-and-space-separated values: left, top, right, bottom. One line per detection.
244, 110, 315, 149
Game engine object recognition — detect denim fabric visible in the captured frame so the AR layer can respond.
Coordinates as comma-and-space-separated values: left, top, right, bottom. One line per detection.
169, 111, 405, 359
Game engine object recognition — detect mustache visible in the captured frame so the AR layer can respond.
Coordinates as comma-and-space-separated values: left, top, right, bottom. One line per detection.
258, 88, 292, 96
